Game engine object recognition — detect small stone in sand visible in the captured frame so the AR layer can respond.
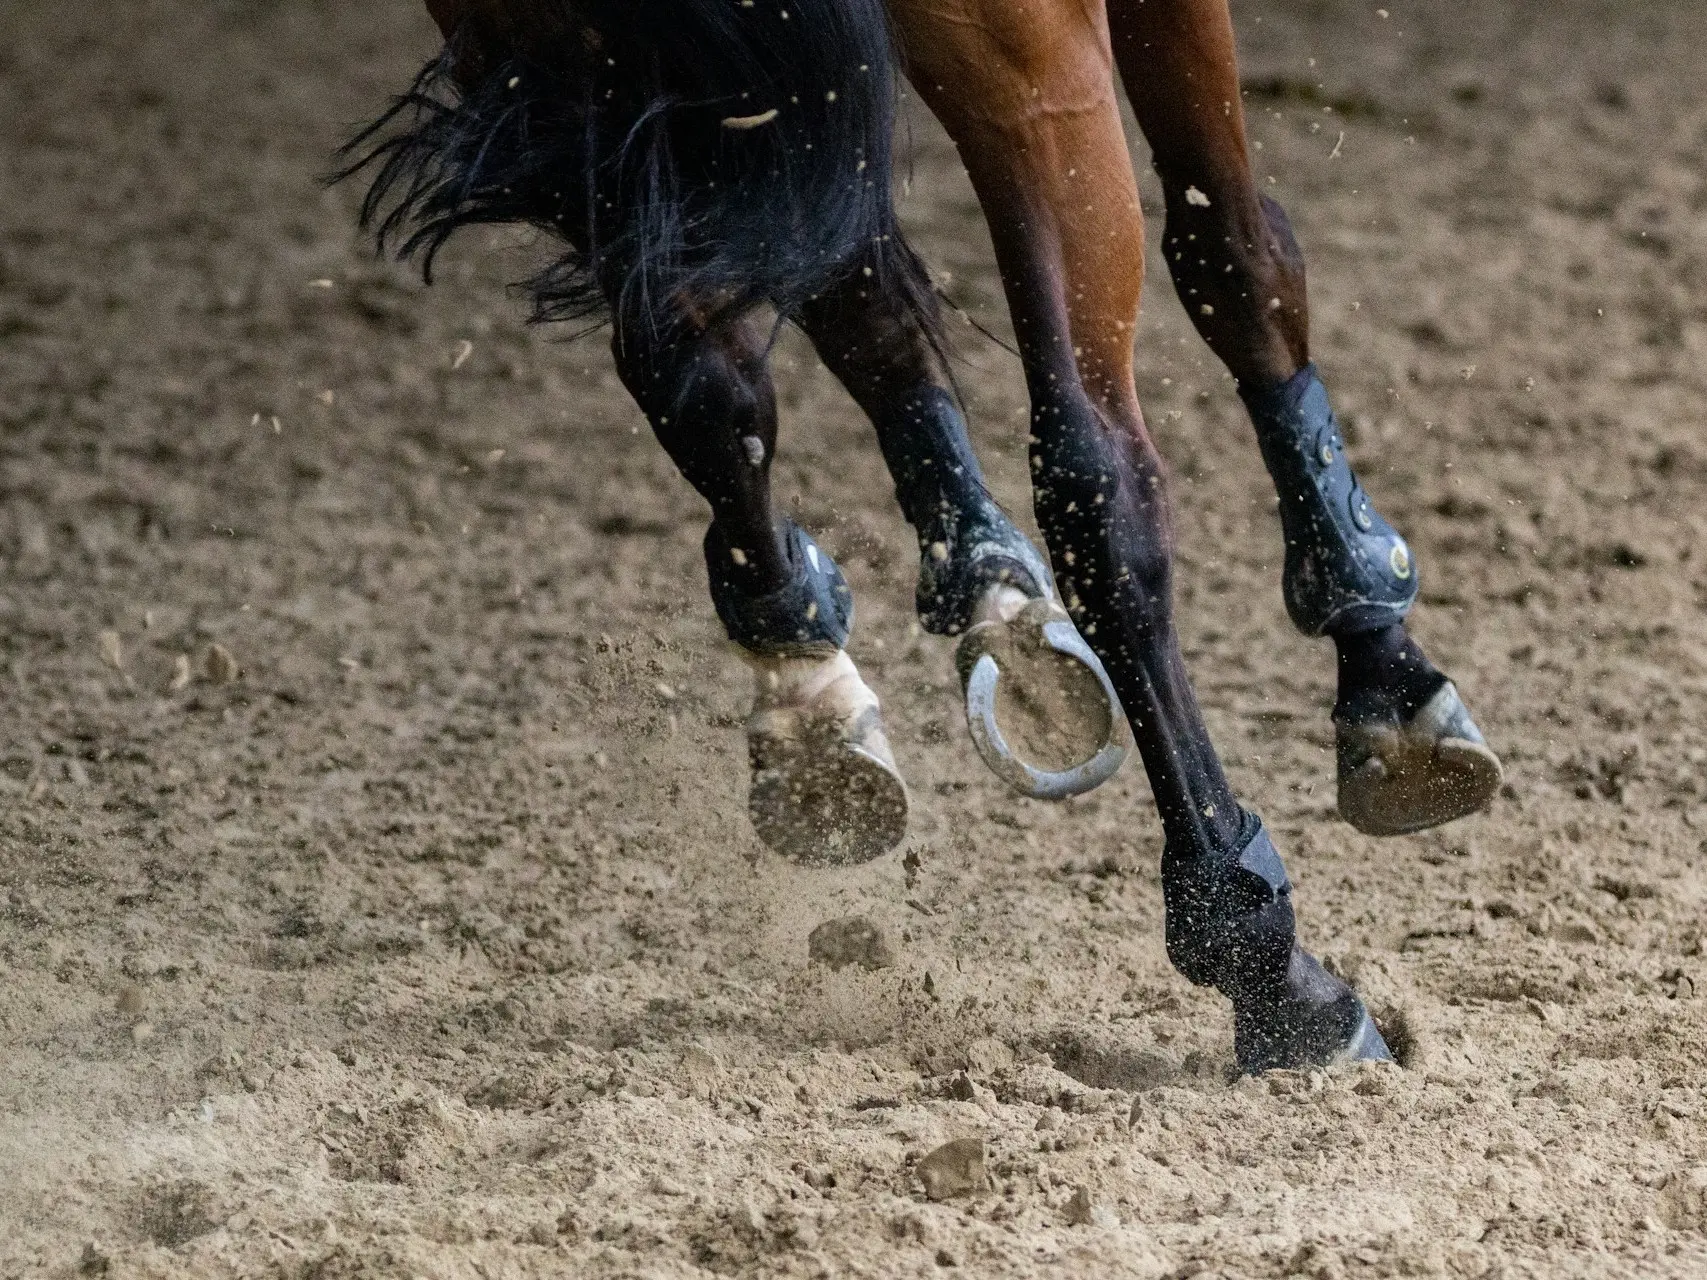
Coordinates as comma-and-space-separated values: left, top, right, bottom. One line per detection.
963, 1036, 1015, 1076
1063, 1184, 1117, 1227
916, 1138, 985, 1201
807, 916, 896, 972
203, 643, 239, 684
680, 1044, 722, 1100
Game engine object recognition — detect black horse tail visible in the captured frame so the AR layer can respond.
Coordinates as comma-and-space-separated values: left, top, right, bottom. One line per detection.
335, 0, 939, 344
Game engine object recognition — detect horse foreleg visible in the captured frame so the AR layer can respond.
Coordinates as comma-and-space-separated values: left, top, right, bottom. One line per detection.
892, 0, 1388, 1071
1110, 0, 1500, 835
610, 309, 907, 864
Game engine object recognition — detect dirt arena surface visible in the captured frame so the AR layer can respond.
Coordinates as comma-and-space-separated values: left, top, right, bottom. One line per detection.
4, 0, 1707, 1275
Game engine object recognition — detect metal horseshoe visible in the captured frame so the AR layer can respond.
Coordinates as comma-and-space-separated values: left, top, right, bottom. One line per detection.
962, 616, 1129, 801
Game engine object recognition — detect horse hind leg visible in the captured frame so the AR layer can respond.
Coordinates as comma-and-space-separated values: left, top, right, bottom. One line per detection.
798, 267, 1128, 801
348, 2, 911, 862
1231, 224, 1500, 836
1110, 0, 1501, 835
611, 310, 907, 865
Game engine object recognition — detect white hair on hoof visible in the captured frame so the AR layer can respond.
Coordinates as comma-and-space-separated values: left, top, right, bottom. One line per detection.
743, 650, 908, 866
1336, 681, 1503, 837
953, 589, 1128, 801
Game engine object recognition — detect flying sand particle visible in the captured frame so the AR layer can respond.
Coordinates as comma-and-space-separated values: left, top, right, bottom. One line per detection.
203, 643, 239, 684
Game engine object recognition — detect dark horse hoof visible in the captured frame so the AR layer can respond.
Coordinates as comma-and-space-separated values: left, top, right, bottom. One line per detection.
956, 598, 1128, 801
1233, 949, 1394, 1074
1337, 681, 1502, 837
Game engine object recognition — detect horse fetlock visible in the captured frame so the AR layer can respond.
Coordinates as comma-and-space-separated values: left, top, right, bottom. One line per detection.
707, 520, 852, 654
1163, 823, 1393, 1073
1241, 364, 1418, 637
1233, 951, 1393, 1074
1337, 680, 1503, 836
862, 384, 1051, 637
744, 650, 908, 866
1230, 946, 1394, 1073
1162, 821, 1296, 1000
914, 519, 1052, 637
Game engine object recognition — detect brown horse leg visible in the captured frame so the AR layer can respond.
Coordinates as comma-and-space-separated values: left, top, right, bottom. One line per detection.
1109, 0, 1500, 835
891, 0, 1387, 1071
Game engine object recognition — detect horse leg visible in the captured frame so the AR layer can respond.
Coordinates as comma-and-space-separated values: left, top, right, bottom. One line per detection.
355, 2, 914, 862
610, 308, 908, 865
797, 271, 1129, 800
891, 0, 1387, 1070
1108, 0, 1500, 836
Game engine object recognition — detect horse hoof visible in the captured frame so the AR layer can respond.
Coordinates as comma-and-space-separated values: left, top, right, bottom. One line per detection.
1337, 681, 1502, 837
1235, 993, 1393, 1075
955, 599, 1128, 801
746, 666, 909, 866
1335, 1004, 1395, 1066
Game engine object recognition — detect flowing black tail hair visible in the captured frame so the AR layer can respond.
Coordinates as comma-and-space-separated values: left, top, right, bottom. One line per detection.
334, 0, 941, 345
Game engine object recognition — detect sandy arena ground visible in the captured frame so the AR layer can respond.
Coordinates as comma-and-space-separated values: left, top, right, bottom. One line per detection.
4, 1, 1707, 1276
